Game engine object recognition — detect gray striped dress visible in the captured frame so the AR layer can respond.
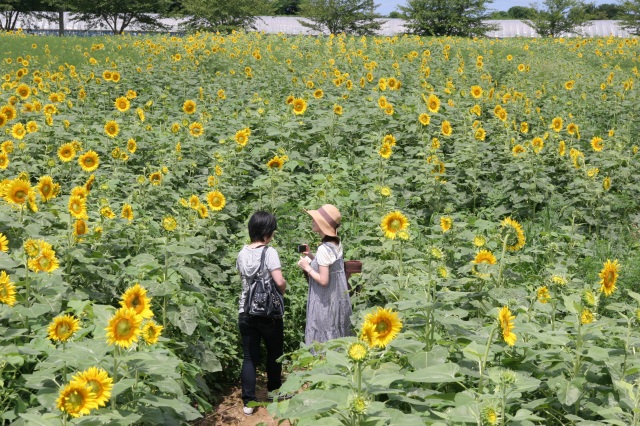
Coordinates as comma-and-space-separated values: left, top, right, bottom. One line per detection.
305, 243, 353, 345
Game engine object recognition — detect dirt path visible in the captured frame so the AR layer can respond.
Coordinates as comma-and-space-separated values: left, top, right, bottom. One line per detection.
194, 375, 290, 426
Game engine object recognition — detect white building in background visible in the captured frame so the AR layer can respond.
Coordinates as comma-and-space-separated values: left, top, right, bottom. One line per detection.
11, 14, 635, 37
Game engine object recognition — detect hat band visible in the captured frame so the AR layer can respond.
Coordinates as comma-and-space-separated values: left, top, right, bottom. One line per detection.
318, 207, 340, 230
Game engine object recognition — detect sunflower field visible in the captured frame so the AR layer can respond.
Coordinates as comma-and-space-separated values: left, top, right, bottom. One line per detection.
0, 29, 639, 425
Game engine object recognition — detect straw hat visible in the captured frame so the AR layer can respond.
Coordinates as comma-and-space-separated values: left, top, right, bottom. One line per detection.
305, 204, 341, 237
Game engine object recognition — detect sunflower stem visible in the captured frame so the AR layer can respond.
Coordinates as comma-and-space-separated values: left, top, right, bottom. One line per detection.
62, 342, 67, 383
496, 236, 509, 288
112, 347, 119, 410
478, 326, 497, 394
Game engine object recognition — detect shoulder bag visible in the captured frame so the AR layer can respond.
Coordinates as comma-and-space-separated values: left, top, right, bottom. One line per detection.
246, 246, 284, 318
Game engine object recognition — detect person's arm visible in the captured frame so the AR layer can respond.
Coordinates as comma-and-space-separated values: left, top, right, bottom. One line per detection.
270, 268, 287, 295
303, 264, 329, 286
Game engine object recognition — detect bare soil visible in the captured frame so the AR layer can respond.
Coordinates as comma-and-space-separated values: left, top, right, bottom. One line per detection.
193, 375, 290, 426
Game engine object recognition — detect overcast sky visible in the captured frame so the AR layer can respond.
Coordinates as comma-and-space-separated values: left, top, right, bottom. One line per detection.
377, 0, 611, 15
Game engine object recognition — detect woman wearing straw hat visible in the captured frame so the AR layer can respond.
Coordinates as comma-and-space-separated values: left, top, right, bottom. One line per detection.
297, 204, 353, 345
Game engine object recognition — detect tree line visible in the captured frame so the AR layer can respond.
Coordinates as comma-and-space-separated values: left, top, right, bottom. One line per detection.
1, 0, 640, 37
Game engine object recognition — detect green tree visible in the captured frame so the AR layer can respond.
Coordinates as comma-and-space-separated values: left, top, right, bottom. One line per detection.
525, 0, 591, 37
507, 5, 537, 19
619, 0, 640, 35
399, 0, 498, 37
70, 0, 172, 34
180, 0, 272, 32
298, 0, 382, 35
273, 0, 302, 15
0, 0, 55, 31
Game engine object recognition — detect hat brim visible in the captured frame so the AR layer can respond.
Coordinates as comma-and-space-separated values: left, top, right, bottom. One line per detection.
305, 209, 338, 237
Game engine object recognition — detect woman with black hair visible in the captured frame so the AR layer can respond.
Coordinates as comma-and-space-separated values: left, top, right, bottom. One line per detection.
236, 211, 286, 415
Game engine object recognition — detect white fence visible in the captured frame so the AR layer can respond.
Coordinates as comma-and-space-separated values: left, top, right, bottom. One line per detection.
6, 13, 635, 38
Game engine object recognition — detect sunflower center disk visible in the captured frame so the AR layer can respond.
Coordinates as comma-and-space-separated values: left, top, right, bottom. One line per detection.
116, 318, 132, 336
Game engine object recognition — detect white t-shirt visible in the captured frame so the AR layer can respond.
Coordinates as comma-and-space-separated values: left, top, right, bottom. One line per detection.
316, 242, 343, 267
236, 245, 281, 314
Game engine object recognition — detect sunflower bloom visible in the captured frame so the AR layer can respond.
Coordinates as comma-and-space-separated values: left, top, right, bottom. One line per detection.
581, 309, 595, 325
58, 143, 76, 162
425, 94, 440, 113
11, 123, 26, 140
501, 217, 526, 251
114, 97, 130, 112
440, 216, 453, 233
182, 99, 196, 114
380, 211, 409, 240
498, 306, 517, 346
68, 195, 88, 220
551, 117, 563, 132
56, 382, 99, 418
537, 286, 551, 303
0, 271, 16, 306
360, 307, 402, 348
0, 233, 8, 252
48, 314, 80, 342
292, 98, 307, 115
591, 136, 604, 152
142, 321, 163, 344
531, 137, 544, 154
267, 156, 285, 170
71, 367, 113, 408
599, 259, 620, 297
512, 144, 526, 156
120, 283, 153, 319
104, 120, 119, 138
379, 142, 392, 159
100, 206, 116, 219
149, 171, 162, 186
4, 179, 31, 205
121, 204, 134, 221
473, 250, 496, 265
37, 176, 60, 202
189, 122, 204, 137
105, 307, 143, 348
470, 85, 483, 98
78, 151, 99, 172
206, 190, 226, 212
347, 341, 368, 362
418, 113, 430, 126
441, 120, 452, 136
27, 247, 59, 273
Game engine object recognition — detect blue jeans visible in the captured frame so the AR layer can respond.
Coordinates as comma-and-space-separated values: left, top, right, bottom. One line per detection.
238, 313, 283, 406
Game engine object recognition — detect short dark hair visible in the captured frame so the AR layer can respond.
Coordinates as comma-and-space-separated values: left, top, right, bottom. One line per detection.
248, 211, 277, 242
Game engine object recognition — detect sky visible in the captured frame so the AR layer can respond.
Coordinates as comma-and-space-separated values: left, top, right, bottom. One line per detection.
377, 0, 611, 16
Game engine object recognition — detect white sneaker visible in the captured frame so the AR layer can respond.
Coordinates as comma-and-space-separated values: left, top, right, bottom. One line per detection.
243, 406, 254, 416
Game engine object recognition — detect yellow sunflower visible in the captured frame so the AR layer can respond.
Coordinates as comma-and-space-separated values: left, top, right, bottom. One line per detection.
475, 128, 486, 141
551, 117, 563, 132
235, 129, 249, 146
37, 176, 59, 202
197, 204, 209, 218
68, 195, 88, 220
142, 321, 163, 344
426, 94, 440, 113
71, 187, 88, 201
78, 151, 99, 172
114, 96, 130, 112
207, 190, 226, 211
599, 259, 620, 297
121, 204, 134, 221
127, 138, 137, 153
71, 367, 113, 408
57, 143, 76, 162
564, 80, 575, 90
267, 156, 284, 170
105, 307, 143, 348
470, 85, 483, 99
313, 89, 324, 99
360, 307, 402, 348
182, 99, 196, 114
537, 286, 551, 304
1, 104, 16, 120
4, 178, 31, 205
48, 314, 80, 342
56, 382, 99, 418
292, 98, 307, 115
2, 140, 14, 154
162, 216, 177, 231
603, 176, 611, 191
347, 341, 368, 362
73, 220, 88, 237
581, 309, 595, 325
512, 144, 526, 156
380, 211, 409, 240
0, 233, 8, 252
27, 247, 59, 273
100, 206, 116, 219
189, 122, 204, 137
149, 171, 162, 186
418, 113, 430, 126
501, 217, 526, 251
591, 136, 604, 152
189, 195, 200, 209
558, 140, 566, 157
441, 120, 452, 136
498, 306, 517, 346
0, 271, 16, 306
567, 123, 579, 137
333, 104, 343, 115
440, 216, 453, 233
120, 283, 153, 319
379, 142, 392, 159
104, 120, 119, 138
0, 113, 7, 128
0, 152, 9, 169
11, 123, 26, 140
16, 83, 31, 99
473, 250, 496, 265
531, 137, 544, 154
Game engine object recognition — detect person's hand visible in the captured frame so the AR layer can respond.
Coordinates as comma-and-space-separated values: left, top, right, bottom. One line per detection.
297, 256, 310, 272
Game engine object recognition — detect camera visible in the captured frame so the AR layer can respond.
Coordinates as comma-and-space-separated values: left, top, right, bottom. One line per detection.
297, 244, 308, 253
